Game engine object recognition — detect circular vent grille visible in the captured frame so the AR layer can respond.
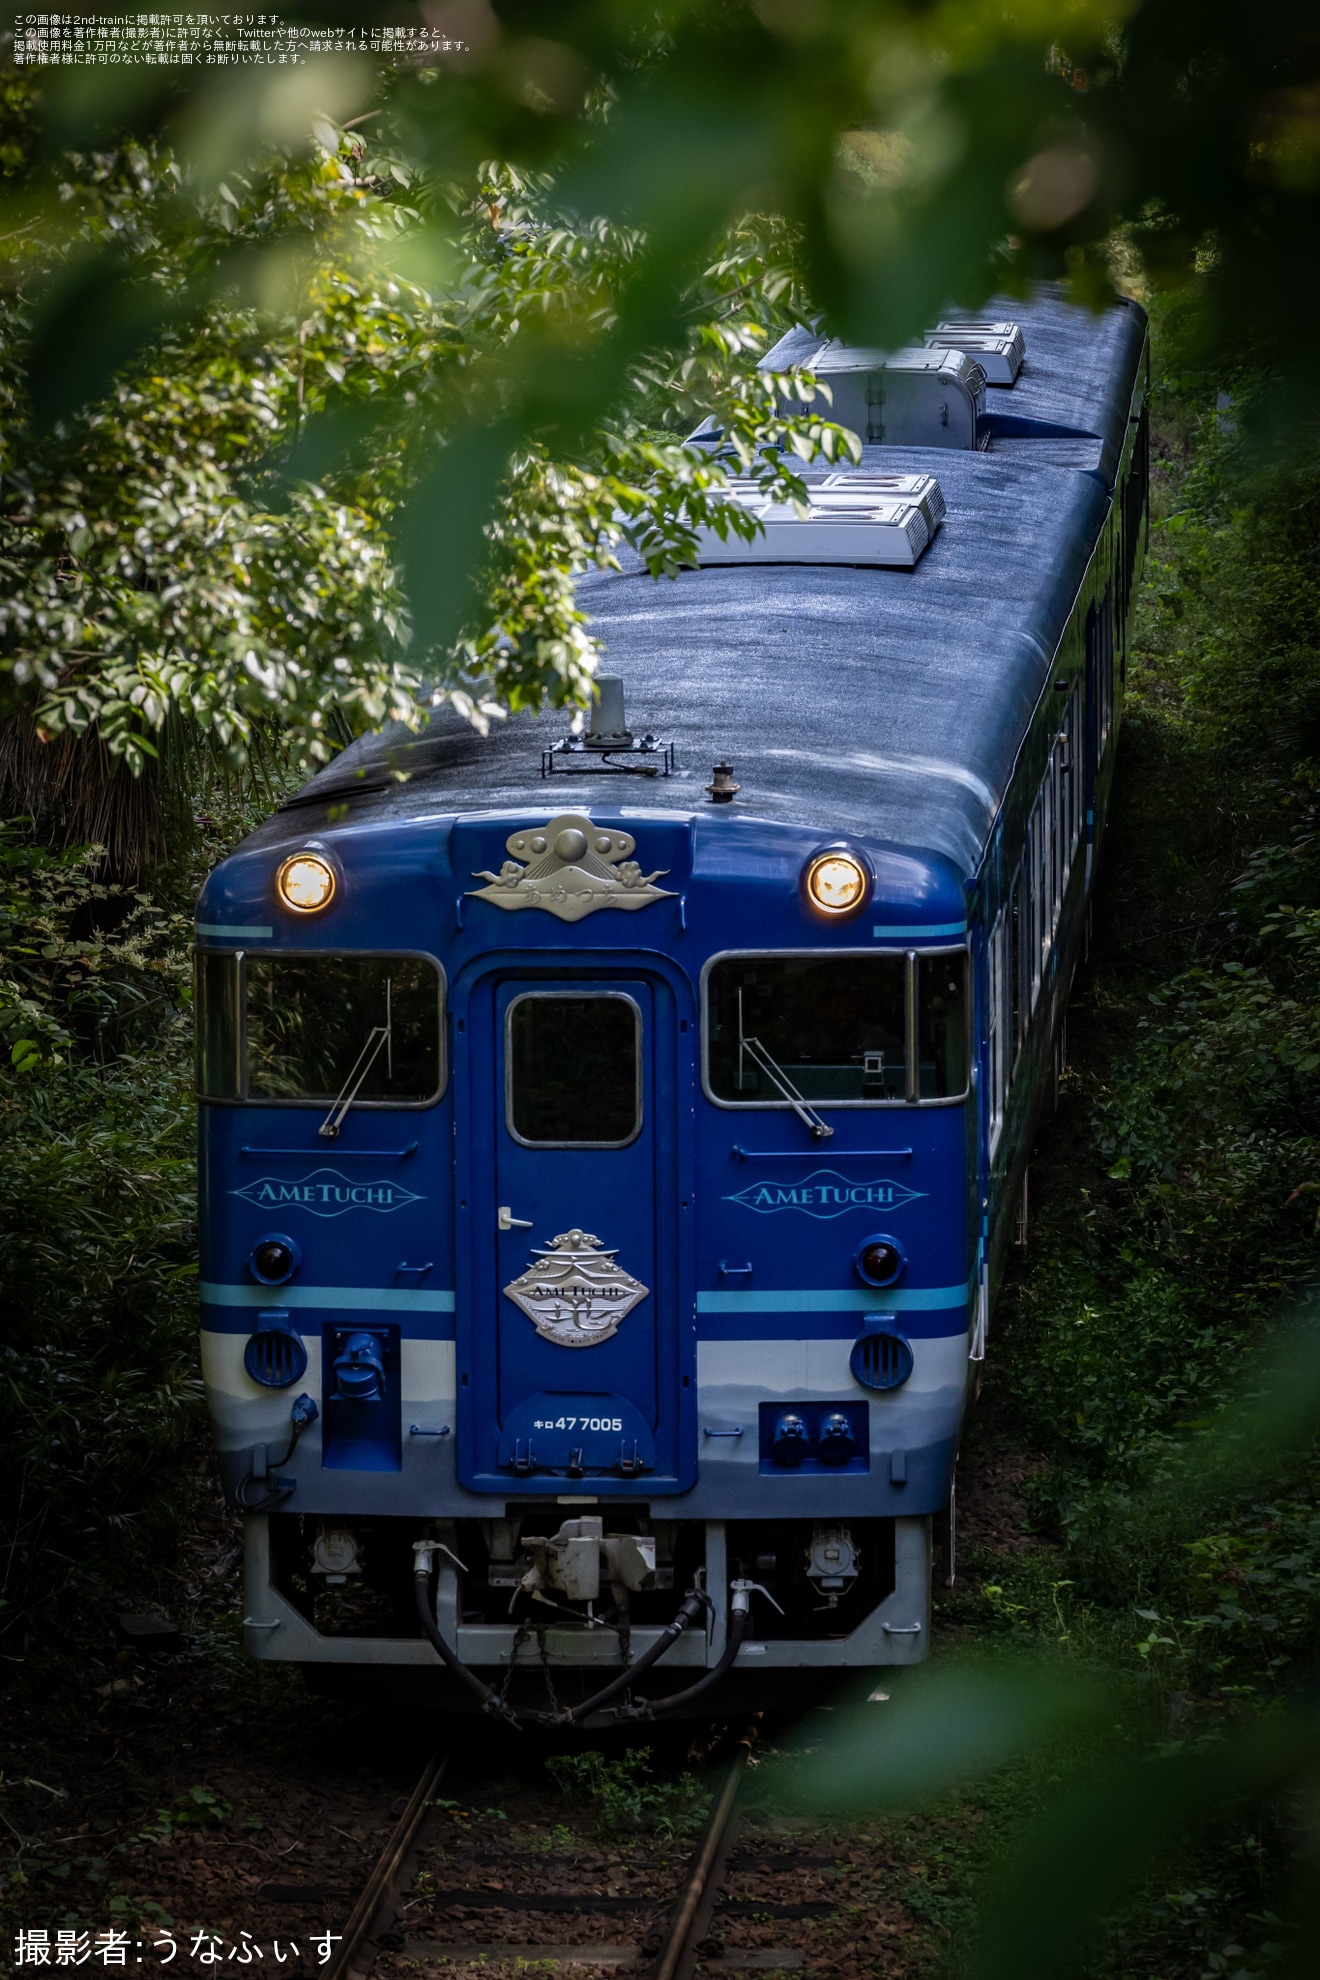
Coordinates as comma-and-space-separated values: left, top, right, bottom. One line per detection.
849, 1329, 914, 1392
244, 1328, 308, 1390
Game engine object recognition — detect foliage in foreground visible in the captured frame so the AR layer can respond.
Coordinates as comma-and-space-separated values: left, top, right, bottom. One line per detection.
3, 0, 1320, 790
0, 69, 853, 797
4, 76, 1320, 1979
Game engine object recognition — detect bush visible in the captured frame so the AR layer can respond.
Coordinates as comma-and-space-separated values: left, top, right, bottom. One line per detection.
0, 820, 201, 1642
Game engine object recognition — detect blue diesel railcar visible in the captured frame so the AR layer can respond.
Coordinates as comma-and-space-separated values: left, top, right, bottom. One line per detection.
195, 288, 1148, 1721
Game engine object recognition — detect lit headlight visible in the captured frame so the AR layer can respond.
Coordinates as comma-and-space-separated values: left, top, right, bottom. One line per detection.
806, 850, 868, 916
277, 853, 336, 913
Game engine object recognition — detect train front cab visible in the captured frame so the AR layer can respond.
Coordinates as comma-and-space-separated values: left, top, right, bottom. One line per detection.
199, 824, 976, 1713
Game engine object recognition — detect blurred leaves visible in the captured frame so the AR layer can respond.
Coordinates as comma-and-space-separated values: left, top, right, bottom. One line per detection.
0, 89, 853, 770
2, 0, 1318, 771
783, 1659, 1107, 1813
783, 1664, 1320, 1978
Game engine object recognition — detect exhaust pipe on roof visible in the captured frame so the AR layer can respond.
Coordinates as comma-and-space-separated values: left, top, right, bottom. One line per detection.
585, 675, 632, 750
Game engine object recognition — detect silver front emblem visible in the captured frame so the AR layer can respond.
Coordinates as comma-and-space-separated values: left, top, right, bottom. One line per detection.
469, 813, 675, 923
503, 1229, 649, 1349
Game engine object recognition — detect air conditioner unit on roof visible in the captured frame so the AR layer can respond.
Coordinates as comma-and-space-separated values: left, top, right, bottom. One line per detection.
924, 321, 1026, 385
690, 476, 944, 569
765, 340, 987, 450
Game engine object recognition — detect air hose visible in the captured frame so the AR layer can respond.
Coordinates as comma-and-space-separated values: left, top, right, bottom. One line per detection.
555, 1586, 711, 1725
631, 1603, 750, 1716
413, 1541, 522, 1729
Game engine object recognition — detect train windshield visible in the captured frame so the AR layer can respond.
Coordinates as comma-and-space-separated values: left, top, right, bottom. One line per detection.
195, 952, 443, 1104
705, 952, 967, 1104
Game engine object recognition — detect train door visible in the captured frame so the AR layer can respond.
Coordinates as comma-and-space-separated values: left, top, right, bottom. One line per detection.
454, 970, 695, 1492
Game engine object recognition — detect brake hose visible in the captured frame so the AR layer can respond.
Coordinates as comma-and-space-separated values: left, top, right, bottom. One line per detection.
412, 1541, 522, 1728
633, 1604, 750, 1715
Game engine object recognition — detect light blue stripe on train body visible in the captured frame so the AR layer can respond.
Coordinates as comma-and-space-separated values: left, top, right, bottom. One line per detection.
872, 922, 967, 939
199, 1283, 962, 1317
196, 923, 273, 939
696, 1284, 969, 1313
200, 1282, 453, 1312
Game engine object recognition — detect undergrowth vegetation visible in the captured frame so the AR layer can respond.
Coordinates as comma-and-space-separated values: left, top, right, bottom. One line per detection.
546, 1750, 710, 1840
0, 798, 268, 1649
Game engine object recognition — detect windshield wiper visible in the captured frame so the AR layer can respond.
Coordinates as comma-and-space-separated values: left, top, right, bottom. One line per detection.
738, 989, 833, 1140
319, 980, 393, 1139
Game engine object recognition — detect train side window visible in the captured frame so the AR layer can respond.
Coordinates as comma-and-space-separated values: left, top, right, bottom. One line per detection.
1050, 722, 1073, 925
1043, 763, 1058, 939
1120, 405, 1149, 643
507, 993, 641, 1147
706, 955, 908, 1103
917, 953, 969, 1099
195, 950, 242, 1100
1011, 864, 1027, 1058
1028, 795, 1046, 1004
1067, 682, 1084, 860
1098, 582, 1115, 748
1054, 728, 1069, 902
245, 954, 443, 1104
987, 909, 1008, 1152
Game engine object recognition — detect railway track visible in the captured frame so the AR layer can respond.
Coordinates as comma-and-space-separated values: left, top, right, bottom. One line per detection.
326, 1751, 451, 1980
326, 1724, 788, 1980
650, 1724, 759, 1980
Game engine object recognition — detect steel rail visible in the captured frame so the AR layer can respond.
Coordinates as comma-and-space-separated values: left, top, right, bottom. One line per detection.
326, 1749, 448, 1980
650, 1721, 760, 1980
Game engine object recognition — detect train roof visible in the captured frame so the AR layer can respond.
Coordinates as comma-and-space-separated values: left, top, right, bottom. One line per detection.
259, 290, 1145, 885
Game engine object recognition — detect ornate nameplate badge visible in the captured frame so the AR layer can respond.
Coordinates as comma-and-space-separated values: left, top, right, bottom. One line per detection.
503, 1229, 650, 1348
469, 813, 674, 923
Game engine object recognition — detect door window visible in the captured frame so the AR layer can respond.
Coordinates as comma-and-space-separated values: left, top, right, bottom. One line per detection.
506, 992, 642, 1147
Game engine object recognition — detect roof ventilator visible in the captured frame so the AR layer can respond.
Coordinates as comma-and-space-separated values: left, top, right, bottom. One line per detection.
923, 320, 1026, 385
816, 470, 947, 533
689, 470, 945, 569
542, 676, 674, 778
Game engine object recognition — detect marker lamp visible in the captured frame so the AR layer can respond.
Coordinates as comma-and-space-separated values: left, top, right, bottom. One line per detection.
856, 1237, 905, 1288
277, 853, 336, 914
806, 851, 868, 916
250, 1235, 301, 1286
